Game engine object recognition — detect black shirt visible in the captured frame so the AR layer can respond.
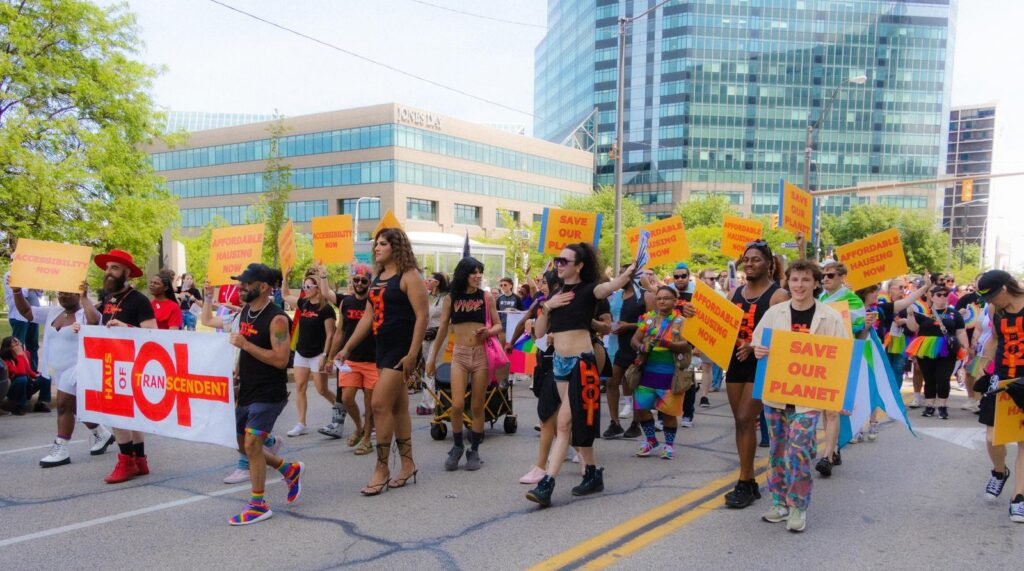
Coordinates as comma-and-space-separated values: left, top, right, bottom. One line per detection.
238, 302, 289, 405
994, 306, 1024, 379
369, 273, 415, 335
727, 283, 781, 382
617, 291, 647, 354
548, 282, 599, 334
98, 288, 154, 327
791, 305, 815, 333
340, 295, 375, 363
295, 298, 336, 358
496, 293, 523, 327
911, 307, 965, 338
451, 289, 486, 325
176, 287, 201, 311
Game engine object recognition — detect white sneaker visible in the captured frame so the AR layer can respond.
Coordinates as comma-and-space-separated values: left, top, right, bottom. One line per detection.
680, 417, 694, 428
286, 424, 308, 437
223, 468, 251, 484
566, 448, 580, 463
908, 394, 923, 409
89, 426, 115, 455
619, 397, 633, 419
960, 401, 978, 411
654, 418, 664, 432
40, 438, 71, 468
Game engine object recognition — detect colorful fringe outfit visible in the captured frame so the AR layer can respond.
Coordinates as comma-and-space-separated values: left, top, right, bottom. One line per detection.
633, 310, 684, 417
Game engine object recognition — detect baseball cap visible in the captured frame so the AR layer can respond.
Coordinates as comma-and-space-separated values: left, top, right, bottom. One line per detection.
977, 270, 1014, 301
231, 263, 275, 284
674, 262, 689, 271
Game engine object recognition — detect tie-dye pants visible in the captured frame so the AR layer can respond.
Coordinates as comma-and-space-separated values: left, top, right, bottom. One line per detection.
765, 406, 820, 510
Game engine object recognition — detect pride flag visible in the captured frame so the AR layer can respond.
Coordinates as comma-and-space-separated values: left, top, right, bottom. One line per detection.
840, 329, 914, 448
510, 335, 537, 375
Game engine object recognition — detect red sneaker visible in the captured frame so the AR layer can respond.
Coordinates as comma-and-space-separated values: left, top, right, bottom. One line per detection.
134, 455, 150, 476
105, 453, 139, 484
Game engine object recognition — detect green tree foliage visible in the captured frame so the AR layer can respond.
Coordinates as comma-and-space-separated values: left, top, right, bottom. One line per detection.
820, 205, 949, 273
0, 0, 178, 260
247, 115, 293, 265
175, 217, 230, 285
562, 186, 645, 266
676, 194, 736, 228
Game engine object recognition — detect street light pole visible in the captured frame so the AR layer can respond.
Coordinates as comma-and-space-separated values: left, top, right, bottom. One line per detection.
353, 196, 381, 245
945, 197, 987, 273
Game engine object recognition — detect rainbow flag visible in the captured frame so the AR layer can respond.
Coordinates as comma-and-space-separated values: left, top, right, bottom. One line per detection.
911, 300, 931, 318
962, 303, 981, 328
510, 335, 537, 375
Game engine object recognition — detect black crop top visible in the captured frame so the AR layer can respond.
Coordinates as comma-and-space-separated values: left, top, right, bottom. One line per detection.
450, 288, 487, 325
369, 273, 415, 335
548, 282, 599, 334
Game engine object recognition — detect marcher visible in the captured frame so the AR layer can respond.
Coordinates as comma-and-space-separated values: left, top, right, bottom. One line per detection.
281, 272, 337, 437
752, 260, 849, 532
3, 271, 42, 370
202, 263, 304, 525
418, 272, 449, 414
671, 263, 699, 427
496, 277, 523, 329
177, 273, 202, 331
149, 271, 183, 330
905, 285, 969, 419
603, 267, 653, 439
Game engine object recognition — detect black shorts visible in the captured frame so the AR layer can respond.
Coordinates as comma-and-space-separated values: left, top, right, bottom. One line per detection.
613, 349, 636, 370
376, 327, 413, 370
976, 375, 996, 427
236, 400, 287, 437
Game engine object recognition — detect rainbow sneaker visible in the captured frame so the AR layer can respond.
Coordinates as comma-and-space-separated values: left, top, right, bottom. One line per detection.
228, 501, 272, 526
283, 462, 304, 503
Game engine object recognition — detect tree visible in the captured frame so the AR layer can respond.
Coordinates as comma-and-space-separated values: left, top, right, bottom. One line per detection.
0, 0, 178, 260
676, 194, 736, 228
562, 185, 645, 266
248, 115, 293, 264
175, 217, 230, 285
820, 205, 949, 273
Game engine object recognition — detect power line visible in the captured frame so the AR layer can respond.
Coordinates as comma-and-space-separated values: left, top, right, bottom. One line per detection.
207, 0, 536, 118
407, 0, 548, 29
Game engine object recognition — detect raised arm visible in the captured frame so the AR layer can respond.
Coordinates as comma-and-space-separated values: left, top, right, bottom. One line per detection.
595, 263, 636, 300
894, 272, 931, 313
200, 281, 226, 329
80, 281, 101, 325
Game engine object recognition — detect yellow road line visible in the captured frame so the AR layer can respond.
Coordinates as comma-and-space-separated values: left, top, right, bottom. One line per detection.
528, 459, 769, 571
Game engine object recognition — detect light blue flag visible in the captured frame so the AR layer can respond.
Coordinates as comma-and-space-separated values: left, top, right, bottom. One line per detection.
840, 329, 914, 448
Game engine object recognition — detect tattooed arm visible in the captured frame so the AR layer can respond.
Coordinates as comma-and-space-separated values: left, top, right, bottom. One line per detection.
229, 314, 291, 369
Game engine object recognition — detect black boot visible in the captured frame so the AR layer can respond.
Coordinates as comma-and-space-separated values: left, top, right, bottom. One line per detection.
526, 475, 555, 507
572, 465, 605, 496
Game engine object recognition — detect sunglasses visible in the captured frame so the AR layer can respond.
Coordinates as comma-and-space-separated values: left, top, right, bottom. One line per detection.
746, 239, 768, 248
552, 257, 577, 267
302, 284, 318, 290
674, 274, 689, 279
351, 277, 369, 284
823, 273, 837, 279
655, 297, 677, 302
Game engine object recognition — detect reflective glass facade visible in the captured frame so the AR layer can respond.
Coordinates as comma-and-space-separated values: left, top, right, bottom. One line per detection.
944, 104, 994, 247
181, 200, 327, 227
535, 0, 955, 215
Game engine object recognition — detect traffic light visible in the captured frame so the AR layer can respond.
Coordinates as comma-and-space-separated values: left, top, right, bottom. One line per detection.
961, 179, 973, 202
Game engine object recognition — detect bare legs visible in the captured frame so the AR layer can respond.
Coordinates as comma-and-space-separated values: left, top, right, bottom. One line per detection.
727, 382, 762, 481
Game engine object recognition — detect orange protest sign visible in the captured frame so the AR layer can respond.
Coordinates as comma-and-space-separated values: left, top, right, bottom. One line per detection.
681, 280, 743, 368
207, 224, 265, 286
827, 300, 853, 333
778, 180, 816, 241
9, 238, 92, 292
992, 379, 1024, 446
626, 215, 689, 267
372, 209, 403, 238
755, 329, 857, 411
537, 208, 602, 255
721, 216, 764, 259
278, 220, 296, 275
312, 214, 354, 265
834, 228, 909, 291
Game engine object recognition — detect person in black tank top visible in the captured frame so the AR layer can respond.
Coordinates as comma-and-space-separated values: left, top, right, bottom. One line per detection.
722, 242, 789, 510
427, 257, 504, 472
337, 228, 428, 496
202, 263, 304, 526
603, 266, 655, 441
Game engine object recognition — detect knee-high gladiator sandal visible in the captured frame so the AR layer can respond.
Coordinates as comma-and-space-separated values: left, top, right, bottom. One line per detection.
388, 437, 418, 489
361, 443, 391, 496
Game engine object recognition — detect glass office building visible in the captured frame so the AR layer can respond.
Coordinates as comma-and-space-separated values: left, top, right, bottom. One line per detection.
534, 0, 956, 218
944, 104, 995, 248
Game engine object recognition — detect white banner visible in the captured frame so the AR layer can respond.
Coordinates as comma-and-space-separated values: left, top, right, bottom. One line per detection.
75, 326, 237, 448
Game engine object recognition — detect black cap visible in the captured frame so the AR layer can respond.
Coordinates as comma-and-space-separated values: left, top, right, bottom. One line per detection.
977, 270, 1014, 301
231, 263, 274, 284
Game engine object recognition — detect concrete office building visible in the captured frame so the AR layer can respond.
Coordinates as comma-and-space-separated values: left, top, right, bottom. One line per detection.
534, 0, 955, 220
944, 103, 995, 248
149, 103, 594, 242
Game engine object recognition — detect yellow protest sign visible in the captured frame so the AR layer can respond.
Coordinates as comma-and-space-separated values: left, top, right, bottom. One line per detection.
827, 300, 853, 333
755, 329, 857, 411
372, 209, 403, 238
537, 208, 602, 255
778, 180, 815, 240
835, 228, 909, 291
278, 220, 296, 275
312, 214, 354, 265
992, 379, 1024, 446
681, 280, 743, 368
9, 238, 92, 292
626, 215, 689, 267
721, 216, 764, 259
207, 224, 265, 286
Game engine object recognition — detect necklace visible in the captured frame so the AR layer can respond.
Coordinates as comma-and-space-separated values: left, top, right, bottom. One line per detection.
245, 299, 269, 323
741, 282, 771, 305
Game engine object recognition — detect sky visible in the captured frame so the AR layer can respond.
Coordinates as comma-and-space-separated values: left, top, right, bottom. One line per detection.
103, 0, 1024, 270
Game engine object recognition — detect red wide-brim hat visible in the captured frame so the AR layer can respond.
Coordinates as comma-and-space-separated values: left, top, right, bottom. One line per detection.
94, 249, 143, 278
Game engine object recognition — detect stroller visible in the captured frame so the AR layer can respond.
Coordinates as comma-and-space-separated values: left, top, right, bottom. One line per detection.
425, 363, 517, 440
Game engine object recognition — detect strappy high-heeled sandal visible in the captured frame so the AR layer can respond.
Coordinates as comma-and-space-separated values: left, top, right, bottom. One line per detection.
388, 437, 418, 489
361, 443, 391, 496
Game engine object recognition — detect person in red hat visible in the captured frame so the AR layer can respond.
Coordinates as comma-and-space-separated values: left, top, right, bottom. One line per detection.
92, 249, 158, 484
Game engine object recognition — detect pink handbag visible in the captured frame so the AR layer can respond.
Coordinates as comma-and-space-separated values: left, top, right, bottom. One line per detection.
484, 293, 510, 384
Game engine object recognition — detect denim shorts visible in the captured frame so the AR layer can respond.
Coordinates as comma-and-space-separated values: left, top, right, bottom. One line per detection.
235, 400, 287, 438
553, 354, 580, 381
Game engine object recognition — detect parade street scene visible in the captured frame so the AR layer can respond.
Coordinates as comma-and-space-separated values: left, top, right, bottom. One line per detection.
0, 1, 1022, 570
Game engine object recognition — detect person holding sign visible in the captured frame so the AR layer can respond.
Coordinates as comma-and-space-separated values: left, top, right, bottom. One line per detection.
750, 260, 849, 532
724, 241, 790, 509
525, 244, 636, 508
905, 285, 968, 420
972, 270, 1024, 522
202, 263, 305, 525
427, 257, 504, 472
335, 228, 428, 496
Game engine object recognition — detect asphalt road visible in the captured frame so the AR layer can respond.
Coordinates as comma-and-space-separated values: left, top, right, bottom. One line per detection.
0, 381, 1019, 570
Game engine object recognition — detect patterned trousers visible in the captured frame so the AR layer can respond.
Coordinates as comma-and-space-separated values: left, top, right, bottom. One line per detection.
765, 406, 820, 510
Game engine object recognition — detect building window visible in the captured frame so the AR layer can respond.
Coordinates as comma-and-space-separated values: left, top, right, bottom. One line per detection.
496, 209, 520, 228
533, 213, 544, 225
407, 198, 437, 221
454, 203, 482, 226
339, 198, 381, 220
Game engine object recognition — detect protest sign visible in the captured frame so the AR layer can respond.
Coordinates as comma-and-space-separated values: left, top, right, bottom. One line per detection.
76, 326, 236, 448
372, 209, 403, 237
721, 216, 764, 259
754, 328, 860, 411
278, 220, 296, 275
537, 208, 602, 255
9, 238, 91, 292
626, 215, 690, 267
778, 180, 816, 242
992, 379, 1024, 446
681, 280, 743, 368
312, 214, 354, 265
207, 224, 264, 286
827, 300, 853, 333
835, 228, 909, 291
